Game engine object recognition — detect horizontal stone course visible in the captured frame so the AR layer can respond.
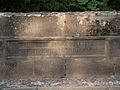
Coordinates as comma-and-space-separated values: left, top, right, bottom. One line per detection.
0, 12, 120, 37
5, 39, 105, 57
66, 58, 114, 77
2, 87, 120, 90
0, 58, 66, 79
0, 37, 120, 79
0, 15, 62, 37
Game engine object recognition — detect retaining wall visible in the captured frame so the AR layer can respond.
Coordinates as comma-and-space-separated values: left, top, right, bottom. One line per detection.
0, 12, 120, 80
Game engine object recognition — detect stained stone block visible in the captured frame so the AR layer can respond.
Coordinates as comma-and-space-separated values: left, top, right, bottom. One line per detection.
65, 12, 120, 36
109, 87, 120, 90
34, 59, 65, 78
0, 41, 3, 57
65, 13, 102, 36
0, 16, 20, 36
6, 39, 105, 57
93, 87, 109, 90
110, 38, 120, 57
0, 12, 120, 37
66, 58, 114, 78
64, 13, 78, 36
0, 16, 6, 36
111, 57, 120, 75
0, 15, 63, 37
0, 60, 33, 79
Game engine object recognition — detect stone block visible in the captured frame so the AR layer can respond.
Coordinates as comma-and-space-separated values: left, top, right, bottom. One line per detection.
65, 12, 120, 36
110, 38, 120, 57
93, 87, 109, 90
1, 12, 120, 37
109, 87, 120, 90
110, 57, 120, 75
0, 14, 63, 37
0, 40, 3, 57
64, 13, 79, 36
66, 58, 114, 78
65, 13, 106, 36
0, 60, 33, 79
34, 59, 65, 78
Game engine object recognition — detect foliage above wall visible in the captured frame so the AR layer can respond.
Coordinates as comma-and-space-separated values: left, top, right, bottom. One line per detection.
0, 0, 120, 12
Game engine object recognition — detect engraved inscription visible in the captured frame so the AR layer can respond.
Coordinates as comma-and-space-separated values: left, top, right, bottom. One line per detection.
6, 40, 105, 57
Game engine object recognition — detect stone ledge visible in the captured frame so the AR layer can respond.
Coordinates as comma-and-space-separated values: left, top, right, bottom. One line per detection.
0, 12, 120, 37
2, 87, 120, 90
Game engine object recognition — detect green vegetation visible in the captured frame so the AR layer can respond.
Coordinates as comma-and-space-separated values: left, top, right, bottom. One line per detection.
0, 0, 120, 12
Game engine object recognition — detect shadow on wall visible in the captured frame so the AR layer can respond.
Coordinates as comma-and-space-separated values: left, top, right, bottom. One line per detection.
89, 15, 120, 36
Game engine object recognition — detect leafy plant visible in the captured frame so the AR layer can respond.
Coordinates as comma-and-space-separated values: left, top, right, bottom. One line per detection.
0, 0, 120, 12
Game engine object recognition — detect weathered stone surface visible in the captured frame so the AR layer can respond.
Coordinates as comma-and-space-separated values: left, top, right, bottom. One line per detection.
6, 39, 105, 57
34, 59, 65, 78
93, 87, 109, 90
109, 87, 120, 90
0, 12, 120, 37
2, 87, 115, 90
66, 58, 114, 77
0, 14, 63, 37
110, 57, 120, 75
0, 60, 33, 79
0, 12, 120, 84
64, 13, 78, 36
4, 88, 37, 90
65, 12, 120, 37
110, 38, 120, 57
0, 41, 3, 57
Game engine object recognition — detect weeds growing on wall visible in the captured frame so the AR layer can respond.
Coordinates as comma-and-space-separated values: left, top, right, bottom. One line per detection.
0, 0, 120, 12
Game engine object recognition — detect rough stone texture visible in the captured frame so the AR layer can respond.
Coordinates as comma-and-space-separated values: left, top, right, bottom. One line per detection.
34, 59, 65, 78
0, 40, 3, 57
109, 87, 120, 90
0, 58, 65, 79
110, 57, 120, 75
2, 87, 120, 90
110, 38, 120, 57
6, 39, 105, 57
0, 12, 120, 88
66, 58, 114, 78
0, 12, 120, 37
0, 60, 33, 79
4, 88, 37, 90
0, 14, 63, 37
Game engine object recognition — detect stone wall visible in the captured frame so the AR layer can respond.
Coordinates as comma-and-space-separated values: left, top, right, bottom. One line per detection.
0, 12, 120, 79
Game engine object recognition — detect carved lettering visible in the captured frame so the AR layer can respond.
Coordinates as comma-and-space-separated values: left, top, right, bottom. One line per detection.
7, 40, 105, 57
